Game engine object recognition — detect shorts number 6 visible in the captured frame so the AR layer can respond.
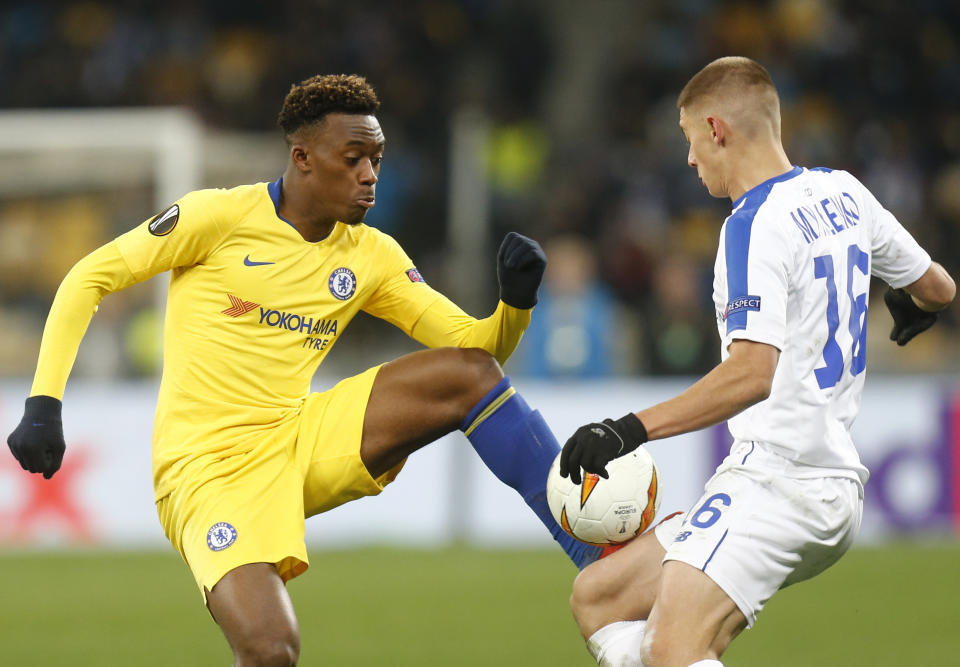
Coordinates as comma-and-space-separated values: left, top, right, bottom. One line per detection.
690, 493, 731, 529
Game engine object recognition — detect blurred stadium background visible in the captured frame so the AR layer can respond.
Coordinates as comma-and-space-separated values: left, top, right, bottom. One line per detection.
1, 1, 958, 665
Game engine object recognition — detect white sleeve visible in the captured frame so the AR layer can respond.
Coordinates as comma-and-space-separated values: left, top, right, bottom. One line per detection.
860, 184, 931, 288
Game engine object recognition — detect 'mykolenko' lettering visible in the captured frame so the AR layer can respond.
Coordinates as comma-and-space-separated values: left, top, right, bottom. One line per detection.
791, 192, 860, 244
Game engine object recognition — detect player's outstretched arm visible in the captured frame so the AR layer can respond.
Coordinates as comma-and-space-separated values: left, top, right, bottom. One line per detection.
404, 232, 546, 365
561, 340, 779, 483
6, 242, 139, 478
885, 261, 956, 346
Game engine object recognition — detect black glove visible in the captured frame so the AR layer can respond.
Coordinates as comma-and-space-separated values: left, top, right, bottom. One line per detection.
7, 395, 65, 479
560, 413, 648, 485
497, 232, 547, 309
884, 287, 937, 346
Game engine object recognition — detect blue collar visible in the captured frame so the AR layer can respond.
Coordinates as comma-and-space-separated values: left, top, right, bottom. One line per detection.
731, 165, 802, 210
267, 176, 300, 233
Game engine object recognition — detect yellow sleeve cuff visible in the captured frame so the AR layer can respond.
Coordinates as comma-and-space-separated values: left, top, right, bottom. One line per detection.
410, 298, 531, 366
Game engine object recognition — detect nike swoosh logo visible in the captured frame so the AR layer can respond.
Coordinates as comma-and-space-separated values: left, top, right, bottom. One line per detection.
243, 255, 275, 266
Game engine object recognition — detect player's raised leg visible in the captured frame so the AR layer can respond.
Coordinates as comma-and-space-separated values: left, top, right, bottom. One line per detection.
358, 346, 499, 475
359, 346, 602, 568
206, 563, 300, 667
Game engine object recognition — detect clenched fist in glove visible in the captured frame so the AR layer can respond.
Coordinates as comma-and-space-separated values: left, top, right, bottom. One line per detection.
7, 395, 65, 479
497, 232, 547, 310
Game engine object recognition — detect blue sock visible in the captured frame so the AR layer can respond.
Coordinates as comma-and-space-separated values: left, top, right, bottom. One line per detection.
462, 377, 602, 569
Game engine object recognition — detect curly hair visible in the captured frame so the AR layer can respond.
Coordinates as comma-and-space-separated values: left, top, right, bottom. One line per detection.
277, 74, 380, 138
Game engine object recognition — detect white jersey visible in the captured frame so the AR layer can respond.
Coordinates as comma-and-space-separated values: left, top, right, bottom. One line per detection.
713, 166, 930, 484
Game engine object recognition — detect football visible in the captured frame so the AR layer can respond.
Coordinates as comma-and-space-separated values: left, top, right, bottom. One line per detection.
546, 448, 661, 546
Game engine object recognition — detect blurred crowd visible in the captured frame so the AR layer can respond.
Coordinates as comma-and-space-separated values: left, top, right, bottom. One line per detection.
1, 0, 958, 380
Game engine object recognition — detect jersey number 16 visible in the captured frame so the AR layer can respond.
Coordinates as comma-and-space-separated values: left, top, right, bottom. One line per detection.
813, 243, 869, 390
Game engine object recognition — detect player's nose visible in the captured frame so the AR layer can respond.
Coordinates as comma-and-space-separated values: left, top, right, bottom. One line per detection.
687, 146, 697, 168
359, 159, 378, 185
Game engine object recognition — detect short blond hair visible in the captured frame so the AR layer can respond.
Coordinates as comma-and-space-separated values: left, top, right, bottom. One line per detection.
677, 57, 781, 138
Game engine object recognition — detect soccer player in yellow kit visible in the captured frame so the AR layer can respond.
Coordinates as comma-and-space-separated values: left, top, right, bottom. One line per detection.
7, 75, 602, 666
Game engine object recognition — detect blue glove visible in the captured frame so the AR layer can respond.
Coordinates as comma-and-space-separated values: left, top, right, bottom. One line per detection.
560, 413, 648, 485
497, 232, 547, 309
7, 395, 65, 479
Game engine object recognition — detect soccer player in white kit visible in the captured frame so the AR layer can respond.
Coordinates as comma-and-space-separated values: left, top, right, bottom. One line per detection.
558, 57, 956, 667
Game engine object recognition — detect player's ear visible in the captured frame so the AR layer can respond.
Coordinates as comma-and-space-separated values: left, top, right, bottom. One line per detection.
707, 116, 726, 146
290, 143, 311, 173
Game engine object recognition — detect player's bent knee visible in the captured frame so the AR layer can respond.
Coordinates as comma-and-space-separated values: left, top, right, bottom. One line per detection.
234, 631, 300, 667
445, 347, 504, 406
457, 347, 503, 383
570, 565, 609, 636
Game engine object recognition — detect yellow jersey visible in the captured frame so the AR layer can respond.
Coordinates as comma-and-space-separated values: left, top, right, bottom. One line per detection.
31, 178, 531, 499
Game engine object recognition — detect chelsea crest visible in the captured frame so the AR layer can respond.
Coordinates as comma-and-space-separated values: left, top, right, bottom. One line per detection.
328, 267, 357, 300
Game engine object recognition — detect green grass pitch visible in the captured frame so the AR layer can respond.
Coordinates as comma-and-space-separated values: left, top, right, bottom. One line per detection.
0, 543, 956, 665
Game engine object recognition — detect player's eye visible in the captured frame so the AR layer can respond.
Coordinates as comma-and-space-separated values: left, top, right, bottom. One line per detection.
345, 156, 361, 166
371, 157, 383, 168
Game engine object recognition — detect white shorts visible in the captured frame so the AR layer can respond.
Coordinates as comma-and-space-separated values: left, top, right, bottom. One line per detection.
654, 440, 863, 627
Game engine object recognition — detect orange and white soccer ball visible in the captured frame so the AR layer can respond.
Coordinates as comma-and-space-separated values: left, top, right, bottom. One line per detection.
546, 448, 661, 546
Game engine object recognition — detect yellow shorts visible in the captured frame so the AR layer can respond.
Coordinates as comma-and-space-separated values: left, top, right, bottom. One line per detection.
155, 364, 405, 600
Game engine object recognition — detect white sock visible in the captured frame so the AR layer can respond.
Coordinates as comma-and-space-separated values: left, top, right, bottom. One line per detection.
586, 620, 647, 666
687, 661, 723, 667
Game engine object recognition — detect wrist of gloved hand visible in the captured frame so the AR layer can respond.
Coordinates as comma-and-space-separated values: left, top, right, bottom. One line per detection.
499, 283, 539, 310
23, 395, 63, 421
610, 412, 647, 446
